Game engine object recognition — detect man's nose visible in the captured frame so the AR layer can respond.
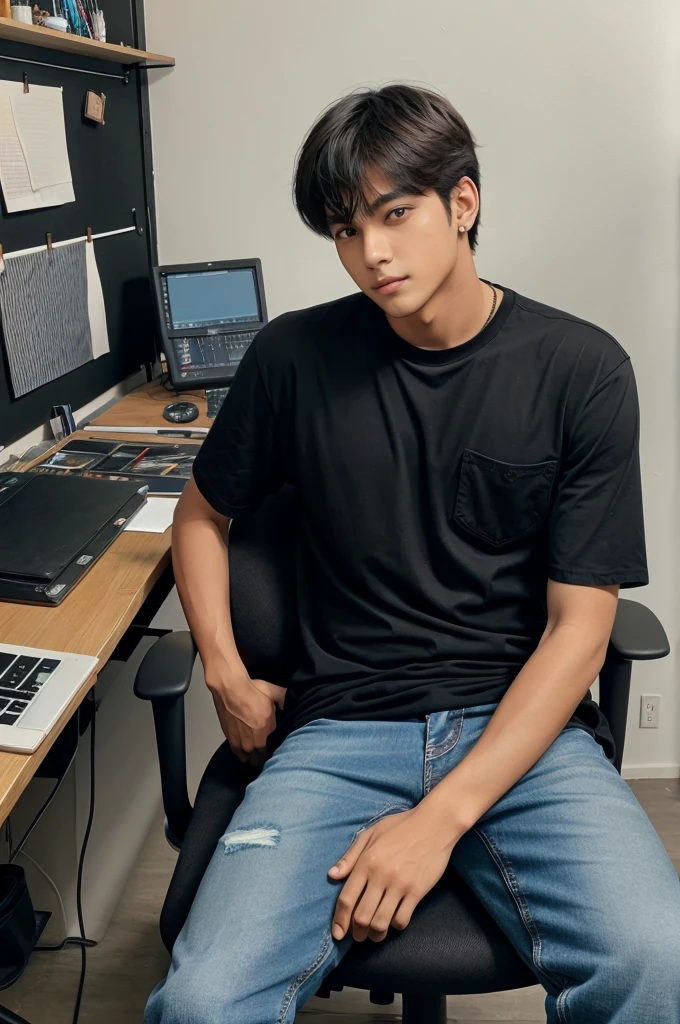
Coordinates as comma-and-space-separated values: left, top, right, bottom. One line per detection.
362, 229, 392, 270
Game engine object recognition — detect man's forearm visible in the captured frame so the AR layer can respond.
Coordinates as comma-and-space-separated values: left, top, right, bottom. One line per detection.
420, 621, 610, 839
172, 509, 244, 676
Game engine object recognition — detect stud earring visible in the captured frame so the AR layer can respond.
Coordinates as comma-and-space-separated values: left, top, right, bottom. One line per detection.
458, 225, 467, 233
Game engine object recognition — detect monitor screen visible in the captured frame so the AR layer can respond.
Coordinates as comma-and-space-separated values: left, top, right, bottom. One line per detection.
165, 268, 261, 330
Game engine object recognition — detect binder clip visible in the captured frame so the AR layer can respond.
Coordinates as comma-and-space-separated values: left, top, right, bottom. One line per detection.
45, 232, 53, 254
22, 73, 29, 95
86, 226, 93, 244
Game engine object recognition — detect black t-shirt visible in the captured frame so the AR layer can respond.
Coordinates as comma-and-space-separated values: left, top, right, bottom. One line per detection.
193, 286, 648, 760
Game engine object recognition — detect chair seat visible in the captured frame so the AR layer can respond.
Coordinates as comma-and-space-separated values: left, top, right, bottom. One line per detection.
328, 873, 537, 996
160, 741, 538, 996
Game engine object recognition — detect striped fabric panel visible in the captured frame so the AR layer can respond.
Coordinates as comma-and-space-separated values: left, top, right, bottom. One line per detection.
0, 241, 93, 398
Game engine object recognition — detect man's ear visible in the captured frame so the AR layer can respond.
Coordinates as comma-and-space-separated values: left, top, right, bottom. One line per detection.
451, 177, 479, 232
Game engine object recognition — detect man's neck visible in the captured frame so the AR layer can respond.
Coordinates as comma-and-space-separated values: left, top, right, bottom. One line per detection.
386, 263, 501, 352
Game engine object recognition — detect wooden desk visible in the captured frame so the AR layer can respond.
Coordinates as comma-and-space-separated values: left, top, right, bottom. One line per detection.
93, 379, 212, 431
0, 380, 200, 823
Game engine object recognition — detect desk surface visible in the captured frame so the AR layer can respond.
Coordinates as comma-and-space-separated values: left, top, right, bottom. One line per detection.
0, 380, 192, 822
93, 379, 213, 431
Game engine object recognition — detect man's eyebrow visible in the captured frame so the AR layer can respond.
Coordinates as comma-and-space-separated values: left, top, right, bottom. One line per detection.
326, 188, 415, 227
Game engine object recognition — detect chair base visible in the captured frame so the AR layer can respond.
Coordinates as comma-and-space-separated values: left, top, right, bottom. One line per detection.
402, 992, 447, 1024
0, 1007, 30, 1024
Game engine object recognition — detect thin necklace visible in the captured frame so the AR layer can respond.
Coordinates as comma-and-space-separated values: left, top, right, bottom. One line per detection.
481, 284, 498, 331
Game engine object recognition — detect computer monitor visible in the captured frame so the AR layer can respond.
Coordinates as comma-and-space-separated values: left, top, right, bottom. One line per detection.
153, 258, 268, 391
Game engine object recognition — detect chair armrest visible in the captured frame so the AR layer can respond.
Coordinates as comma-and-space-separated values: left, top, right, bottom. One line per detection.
599, 599, 670, 775
134, 631, 198, 847
609, 599, 670, 662
134, 630, 197, 701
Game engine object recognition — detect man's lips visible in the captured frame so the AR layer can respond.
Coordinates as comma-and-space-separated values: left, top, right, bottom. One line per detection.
374, 277, 408, 294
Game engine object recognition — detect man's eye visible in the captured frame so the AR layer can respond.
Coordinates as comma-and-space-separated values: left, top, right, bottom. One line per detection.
388, 207, 408, 220
336, 227, 356, 239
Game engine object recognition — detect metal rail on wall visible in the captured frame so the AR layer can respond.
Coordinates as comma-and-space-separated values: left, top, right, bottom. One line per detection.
0, 52, 134, 82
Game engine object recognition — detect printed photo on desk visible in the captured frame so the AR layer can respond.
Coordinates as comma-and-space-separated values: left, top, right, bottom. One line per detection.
32, 439, 200, 495
0, 237, 109, 397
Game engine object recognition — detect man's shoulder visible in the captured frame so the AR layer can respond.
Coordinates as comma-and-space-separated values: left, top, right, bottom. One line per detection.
511, 289, 632, 383
254, 291, 369, 362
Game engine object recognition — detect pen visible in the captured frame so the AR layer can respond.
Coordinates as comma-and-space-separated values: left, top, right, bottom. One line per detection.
129, 447, 150, 469
157, 430, 204, 438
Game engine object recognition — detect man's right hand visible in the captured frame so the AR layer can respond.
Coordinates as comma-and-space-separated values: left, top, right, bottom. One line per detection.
206, 666, 286, 767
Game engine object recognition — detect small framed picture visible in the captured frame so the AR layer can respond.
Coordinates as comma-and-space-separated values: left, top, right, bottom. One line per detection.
84, 91, 106, 124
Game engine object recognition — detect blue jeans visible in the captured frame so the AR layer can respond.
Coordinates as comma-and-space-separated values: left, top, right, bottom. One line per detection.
145, 705, 680, 1023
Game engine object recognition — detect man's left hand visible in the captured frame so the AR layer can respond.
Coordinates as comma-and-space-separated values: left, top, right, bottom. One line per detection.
328, 805, 463, 943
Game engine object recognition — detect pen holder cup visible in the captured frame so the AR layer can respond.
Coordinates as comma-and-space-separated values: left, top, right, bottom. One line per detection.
10, 6, 32, 24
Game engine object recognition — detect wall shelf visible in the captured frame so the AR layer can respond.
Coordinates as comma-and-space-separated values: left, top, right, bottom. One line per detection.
0, 18, 174, 68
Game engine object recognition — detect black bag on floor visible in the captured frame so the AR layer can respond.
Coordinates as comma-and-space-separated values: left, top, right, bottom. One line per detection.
0, 866, 37, 990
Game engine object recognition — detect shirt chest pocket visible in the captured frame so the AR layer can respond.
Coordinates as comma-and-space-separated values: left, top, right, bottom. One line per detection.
454, 449, 558, 548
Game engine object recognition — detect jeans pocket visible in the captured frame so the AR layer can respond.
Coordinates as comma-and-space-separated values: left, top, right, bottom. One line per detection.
353, 803, 411, 842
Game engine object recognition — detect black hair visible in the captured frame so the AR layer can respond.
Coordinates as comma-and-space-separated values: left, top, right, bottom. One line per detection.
293, 83, 481, 251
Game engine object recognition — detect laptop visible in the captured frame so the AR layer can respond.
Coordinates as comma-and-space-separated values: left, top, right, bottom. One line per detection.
0, 644, 98, 753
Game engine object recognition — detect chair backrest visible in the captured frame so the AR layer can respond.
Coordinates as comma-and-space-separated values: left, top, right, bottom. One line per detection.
228, 485, 302, 685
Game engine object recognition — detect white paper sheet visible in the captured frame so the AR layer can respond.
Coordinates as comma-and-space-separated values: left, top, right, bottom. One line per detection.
85, 241, 110, 358
0, 83, 74, 213
11, 89, 72, 190
124, 497, 179, 533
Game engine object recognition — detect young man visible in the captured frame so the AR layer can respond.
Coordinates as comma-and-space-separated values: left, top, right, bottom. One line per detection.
146, 85, 680, 1023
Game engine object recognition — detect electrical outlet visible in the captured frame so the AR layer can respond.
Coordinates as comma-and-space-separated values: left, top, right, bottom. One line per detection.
639, 694, 661, 728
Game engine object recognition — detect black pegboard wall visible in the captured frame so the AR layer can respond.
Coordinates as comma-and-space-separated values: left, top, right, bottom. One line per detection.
0, 2, 159, 447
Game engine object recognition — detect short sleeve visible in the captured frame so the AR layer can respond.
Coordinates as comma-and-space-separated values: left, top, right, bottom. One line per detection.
548, 357, 648, 589
192, 340, 283, 518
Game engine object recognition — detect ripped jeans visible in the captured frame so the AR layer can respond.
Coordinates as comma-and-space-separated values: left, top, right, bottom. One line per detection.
144, 705, 680, 1024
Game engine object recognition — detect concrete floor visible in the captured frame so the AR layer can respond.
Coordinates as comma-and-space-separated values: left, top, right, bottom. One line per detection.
1, 777, 678, 1023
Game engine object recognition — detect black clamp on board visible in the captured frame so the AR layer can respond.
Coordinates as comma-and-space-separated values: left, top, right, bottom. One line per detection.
51, 404, 77, 437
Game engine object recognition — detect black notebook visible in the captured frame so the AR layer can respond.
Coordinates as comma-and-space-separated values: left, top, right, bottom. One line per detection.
0, 473, 148, 605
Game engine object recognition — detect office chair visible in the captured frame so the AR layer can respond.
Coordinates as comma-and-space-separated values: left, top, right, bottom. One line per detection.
134, 485, 670, 1024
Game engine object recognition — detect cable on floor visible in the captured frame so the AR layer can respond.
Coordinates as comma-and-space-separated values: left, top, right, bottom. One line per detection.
70, 691, 97, 1024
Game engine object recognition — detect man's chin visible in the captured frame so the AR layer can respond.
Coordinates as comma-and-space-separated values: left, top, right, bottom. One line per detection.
380, 296, 426, 320
383, 303, 421, 319
367, 288, 425, 320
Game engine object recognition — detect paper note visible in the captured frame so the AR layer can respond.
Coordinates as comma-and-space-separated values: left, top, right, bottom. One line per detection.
85, 241, 110, 359
11, 89, 72, 190
124, 497, 179, 533
0, 84, 74, 212
0, 131, 33, 203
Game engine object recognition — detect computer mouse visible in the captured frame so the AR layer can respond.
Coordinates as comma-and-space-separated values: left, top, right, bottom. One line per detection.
163, 401, 199, 424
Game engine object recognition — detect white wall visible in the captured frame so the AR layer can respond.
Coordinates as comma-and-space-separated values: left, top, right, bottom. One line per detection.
145, 0, 680, 777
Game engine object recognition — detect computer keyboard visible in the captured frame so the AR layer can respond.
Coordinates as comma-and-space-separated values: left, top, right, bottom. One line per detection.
0, 644, 99, 753
205, 387, 229, 419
